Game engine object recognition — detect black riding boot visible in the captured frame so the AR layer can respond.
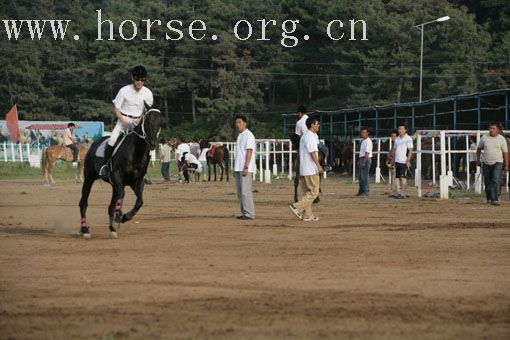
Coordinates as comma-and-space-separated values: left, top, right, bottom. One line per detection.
99, 145, 114, 177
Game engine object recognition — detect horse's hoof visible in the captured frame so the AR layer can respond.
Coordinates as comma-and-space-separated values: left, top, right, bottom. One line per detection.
82, 233, 91, 239
109, 231, 118, 239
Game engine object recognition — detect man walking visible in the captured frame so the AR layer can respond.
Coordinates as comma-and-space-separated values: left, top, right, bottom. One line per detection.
234, 115, 256, 220
476, 122, 509, 205
357, 127, 372, 196
289, 117, 323, 221
393, 124, 413, 199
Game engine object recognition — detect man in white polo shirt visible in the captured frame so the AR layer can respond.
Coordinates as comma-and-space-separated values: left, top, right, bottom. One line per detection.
100, 65, 154, 177
294, 105, 309, 137
393, 123, 413, 199
175, 136, 190, 183
356, 127, 372, 196
290, 117, 323, 221
476, 122, 509, 205
234, 114, 256, 220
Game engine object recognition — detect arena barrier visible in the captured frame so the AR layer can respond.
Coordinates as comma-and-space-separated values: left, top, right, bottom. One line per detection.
0, 142, 42, 167
164, 139, 326, 184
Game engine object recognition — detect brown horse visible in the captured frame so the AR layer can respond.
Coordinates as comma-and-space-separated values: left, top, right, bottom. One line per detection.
41, 143, 90, 184
207, 144, 230, 181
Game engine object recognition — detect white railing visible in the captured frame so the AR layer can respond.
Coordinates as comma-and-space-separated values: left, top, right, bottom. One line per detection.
0, 142, 43, 167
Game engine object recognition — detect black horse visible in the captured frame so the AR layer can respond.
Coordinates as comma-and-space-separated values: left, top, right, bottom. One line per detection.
290, 133, 328, 203
78, 108, 162, 239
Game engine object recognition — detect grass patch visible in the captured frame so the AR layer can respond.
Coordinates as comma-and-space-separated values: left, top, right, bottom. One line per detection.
0, 161, 180, 180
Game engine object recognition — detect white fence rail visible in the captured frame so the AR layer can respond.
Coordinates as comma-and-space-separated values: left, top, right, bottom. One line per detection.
0, 142, 43, 167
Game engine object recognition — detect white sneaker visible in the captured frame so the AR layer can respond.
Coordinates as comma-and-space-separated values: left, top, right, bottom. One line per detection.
303, 216, 319, 222
289, 204, 303, 219
72, 161, 78, 168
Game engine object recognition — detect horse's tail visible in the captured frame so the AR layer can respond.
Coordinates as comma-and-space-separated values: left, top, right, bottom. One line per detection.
223, 146, 230, 173
41, 148, 47, 174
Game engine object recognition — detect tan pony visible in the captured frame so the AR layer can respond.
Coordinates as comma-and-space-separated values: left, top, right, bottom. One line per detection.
41, 143, 90, 184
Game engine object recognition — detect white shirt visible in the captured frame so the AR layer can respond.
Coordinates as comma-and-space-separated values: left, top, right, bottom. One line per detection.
295, 114, 309, 136
299, 130, 320, 176
198, 148, 209, 161
112, 85, 153, 118
234, 129, 256, 173
359, 137, 373, 158
394, 134, 413, 163
468, 142, 477, 162
176, 143, 190, 160
185, 153, 202, 171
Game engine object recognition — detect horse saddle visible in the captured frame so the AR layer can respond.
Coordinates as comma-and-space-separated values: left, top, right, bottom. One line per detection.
95, 133, 129, 158
64, 145, 79, 161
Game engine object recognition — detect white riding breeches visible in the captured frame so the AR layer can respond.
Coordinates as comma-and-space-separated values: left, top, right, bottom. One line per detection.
108, 117, 140, 146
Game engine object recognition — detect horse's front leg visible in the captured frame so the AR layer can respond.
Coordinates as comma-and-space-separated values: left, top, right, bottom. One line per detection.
108, 182, 125, 238
121, 179, 144, 223
79, 177, 95, 239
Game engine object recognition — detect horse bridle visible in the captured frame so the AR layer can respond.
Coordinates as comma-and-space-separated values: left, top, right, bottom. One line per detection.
131, 108, 161, 143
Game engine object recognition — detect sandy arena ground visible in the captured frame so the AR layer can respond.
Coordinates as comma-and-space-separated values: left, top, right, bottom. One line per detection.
1, 175, 509, 339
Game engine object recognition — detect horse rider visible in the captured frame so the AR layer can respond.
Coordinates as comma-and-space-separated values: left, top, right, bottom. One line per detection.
100, 65, 154, 177
64, 123, 79, 167
295, 105, 330, 171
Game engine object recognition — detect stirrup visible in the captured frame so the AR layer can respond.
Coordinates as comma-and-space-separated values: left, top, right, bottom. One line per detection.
99, 163, 110, 178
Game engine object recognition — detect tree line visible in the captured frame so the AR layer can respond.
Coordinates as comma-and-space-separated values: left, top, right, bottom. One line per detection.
1, 0, 509, 141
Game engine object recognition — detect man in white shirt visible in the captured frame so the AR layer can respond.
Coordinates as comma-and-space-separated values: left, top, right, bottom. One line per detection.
294, 105, 309, 137
175, 136, 191, 183
100, 65, 154, 177
476, 122, 509, 205
290, 117, 324, 221
234, 115, 256, 220
393, 123, 413, 199
181, 151, 203, 183
356, 127, 372, 197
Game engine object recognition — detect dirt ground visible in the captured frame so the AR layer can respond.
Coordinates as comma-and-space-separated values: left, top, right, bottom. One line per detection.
1, 175, 509, 339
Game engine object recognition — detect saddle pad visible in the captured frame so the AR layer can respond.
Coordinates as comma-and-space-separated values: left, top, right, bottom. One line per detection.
95, 139, 109, 158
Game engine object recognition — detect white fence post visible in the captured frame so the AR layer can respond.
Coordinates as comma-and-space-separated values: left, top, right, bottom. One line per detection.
416, 134, 422, 197
375, 139, 381, 183
440, 131, 449, 199
259, 142, 263, 182
352, 139, 356, 183
265, 141, 271, 184
272, 141, 278, 175
288, 141, 293, 180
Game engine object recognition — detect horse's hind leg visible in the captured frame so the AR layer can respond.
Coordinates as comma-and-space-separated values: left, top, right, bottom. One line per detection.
219, 164, 224, 181
214, 164, 217, 181
121, 178, 144, 223
79, 177, 95, 239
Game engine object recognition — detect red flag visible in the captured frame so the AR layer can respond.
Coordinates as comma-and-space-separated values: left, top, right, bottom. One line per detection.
5, 105, 20, 142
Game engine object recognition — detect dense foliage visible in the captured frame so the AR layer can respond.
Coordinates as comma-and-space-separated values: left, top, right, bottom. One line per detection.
1, 0, 509, 140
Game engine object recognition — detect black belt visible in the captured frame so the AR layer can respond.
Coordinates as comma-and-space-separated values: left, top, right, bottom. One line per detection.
121, 113, 141, 119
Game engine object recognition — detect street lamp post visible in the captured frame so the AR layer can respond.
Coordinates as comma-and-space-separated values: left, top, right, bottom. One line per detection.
415, 16, 450, 102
